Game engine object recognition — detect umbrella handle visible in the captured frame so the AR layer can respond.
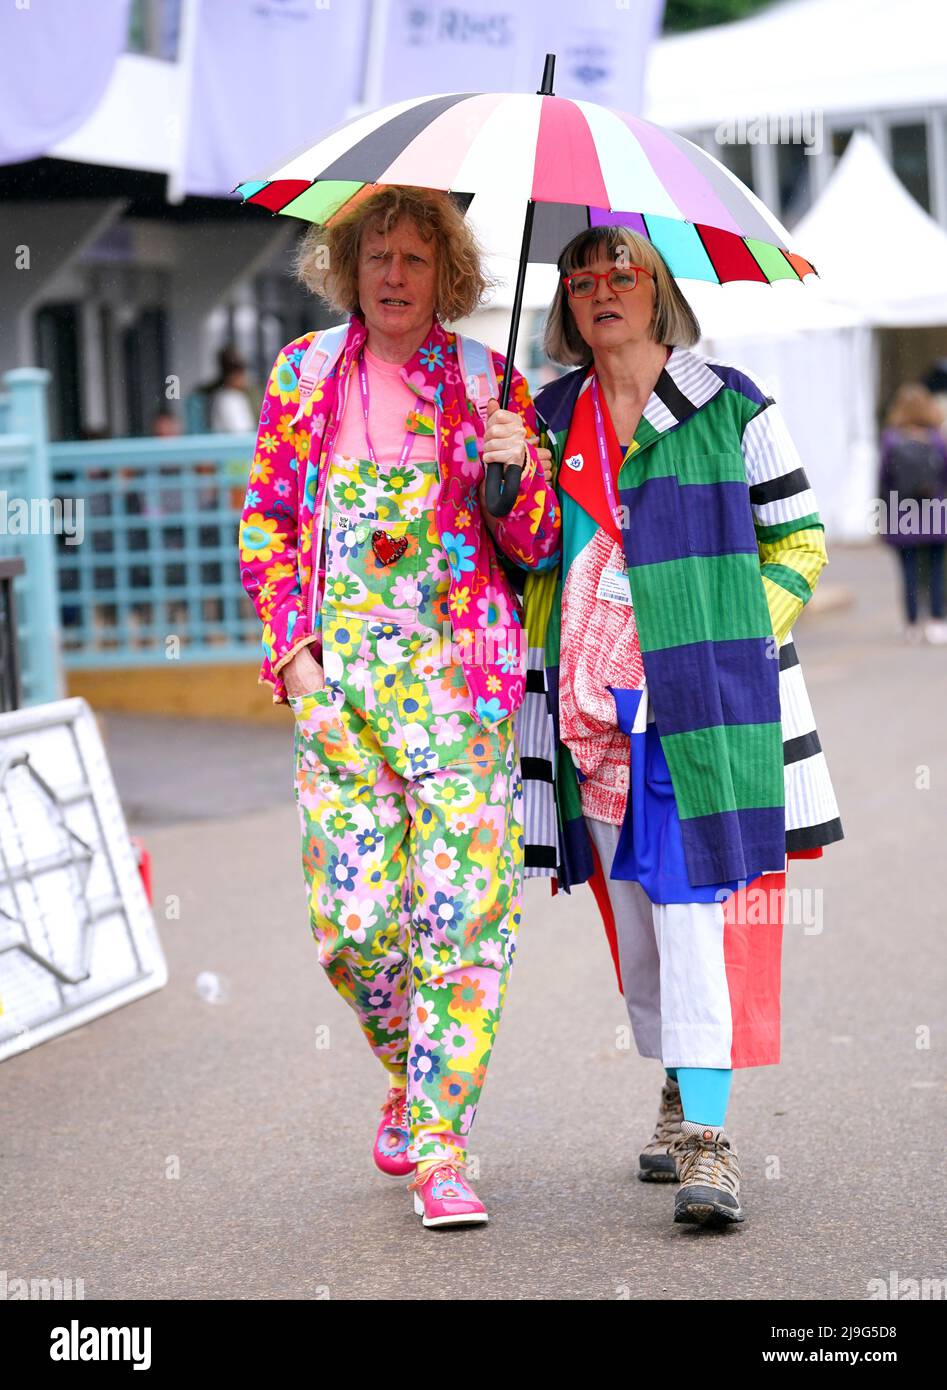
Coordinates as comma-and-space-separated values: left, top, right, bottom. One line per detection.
482, 320, 524, 518
483, 461, 523, 517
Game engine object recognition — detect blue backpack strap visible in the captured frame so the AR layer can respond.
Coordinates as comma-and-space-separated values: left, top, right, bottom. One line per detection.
455, 332, 499, 422
289, 322, 349, 425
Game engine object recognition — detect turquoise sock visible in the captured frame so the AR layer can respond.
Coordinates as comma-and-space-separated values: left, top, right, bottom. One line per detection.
675, 1067, 733, 1127
664, 1066, 678, 1082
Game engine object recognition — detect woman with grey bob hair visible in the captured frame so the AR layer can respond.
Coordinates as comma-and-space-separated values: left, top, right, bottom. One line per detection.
519, 223, 843, 1229
543, 227, 701, 365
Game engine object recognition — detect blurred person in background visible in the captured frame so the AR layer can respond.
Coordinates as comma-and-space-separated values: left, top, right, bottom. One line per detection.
151, 409, 182, 437
878, 382, 947, 645
205, 346, 257, 433
923, 358, 947, 442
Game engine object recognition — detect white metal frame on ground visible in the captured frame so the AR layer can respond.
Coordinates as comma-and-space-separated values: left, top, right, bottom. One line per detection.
0, 696, 167, 1062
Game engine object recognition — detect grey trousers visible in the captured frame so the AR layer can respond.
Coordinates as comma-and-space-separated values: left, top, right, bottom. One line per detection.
585, 816, 740, 1069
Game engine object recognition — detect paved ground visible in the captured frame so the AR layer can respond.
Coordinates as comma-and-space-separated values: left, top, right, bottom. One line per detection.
3, 542, 945, 1300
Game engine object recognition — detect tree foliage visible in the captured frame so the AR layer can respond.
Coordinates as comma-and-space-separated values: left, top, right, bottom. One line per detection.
663, 0, 777, 33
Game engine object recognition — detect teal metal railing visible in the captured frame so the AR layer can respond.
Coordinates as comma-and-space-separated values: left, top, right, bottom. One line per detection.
50, 434, 258, 668
0, 370, 62, 705
0, 368, 262, 705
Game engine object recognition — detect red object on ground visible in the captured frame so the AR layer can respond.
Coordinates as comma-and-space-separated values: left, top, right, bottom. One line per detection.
130, 835, 153, 905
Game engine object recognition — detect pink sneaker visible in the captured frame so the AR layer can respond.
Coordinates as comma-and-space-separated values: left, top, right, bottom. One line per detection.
374, 1085, 415, 1179
409, 1163, 489, 1228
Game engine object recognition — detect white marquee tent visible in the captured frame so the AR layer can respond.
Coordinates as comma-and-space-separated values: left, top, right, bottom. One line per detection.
644, 0, 947, 129
469, 124, 947, 542
703, 133, 947, 539
792, 133, 947, 326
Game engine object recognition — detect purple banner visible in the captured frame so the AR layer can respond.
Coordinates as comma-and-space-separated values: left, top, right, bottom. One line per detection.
376, 0, 665, 112
0, 0, 131, 165
183, 0, 370, 198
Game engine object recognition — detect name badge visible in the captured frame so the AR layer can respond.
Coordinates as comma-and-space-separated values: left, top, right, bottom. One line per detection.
596, 565, 632, 606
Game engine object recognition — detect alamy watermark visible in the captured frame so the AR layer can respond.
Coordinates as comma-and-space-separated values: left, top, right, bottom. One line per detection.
715, 111, 823, 158
867, 492, 947, 539
1, 1268, 85, 1299
50, 1321, 151, 1370
715, 880, 823, 935
0, 491, 83, 545
322, 620, 533, 678
867, 1270, 946, 1300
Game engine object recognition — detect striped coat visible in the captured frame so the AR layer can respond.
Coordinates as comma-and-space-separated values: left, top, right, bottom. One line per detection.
517, 345, 843, 888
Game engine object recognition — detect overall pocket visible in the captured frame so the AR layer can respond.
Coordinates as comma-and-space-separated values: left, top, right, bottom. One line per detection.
290, 685, 364, 775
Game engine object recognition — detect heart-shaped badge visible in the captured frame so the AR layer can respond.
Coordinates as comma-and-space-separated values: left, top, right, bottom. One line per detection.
371, 530, 409, 566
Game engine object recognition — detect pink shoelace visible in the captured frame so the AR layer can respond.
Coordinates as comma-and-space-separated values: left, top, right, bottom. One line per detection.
407, 1161, 471, 1198
380, 1085, 409, 1133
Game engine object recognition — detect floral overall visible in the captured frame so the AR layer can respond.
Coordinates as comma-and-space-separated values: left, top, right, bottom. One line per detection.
290, 444, 525, 1166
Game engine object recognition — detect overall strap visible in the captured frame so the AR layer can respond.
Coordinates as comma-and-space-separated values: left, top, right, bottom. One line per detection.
289, 322, 349, 425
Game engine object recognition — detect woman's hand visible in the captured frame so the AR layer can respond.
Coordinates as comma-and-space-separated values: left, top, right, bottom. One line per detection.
283, 644, 325, 698
536, 444, 553, 483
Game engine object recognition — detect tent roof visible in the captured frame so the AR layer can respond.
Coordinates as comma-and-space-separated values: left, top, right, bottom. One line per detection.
645, 0, 947, 128
793, 132, 947, 325
686, 276, 867, 338
482, 134, 947, 333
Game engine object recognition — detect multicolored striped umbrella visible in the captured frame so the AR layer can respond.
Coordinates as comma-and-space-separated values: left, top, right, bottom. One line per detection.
235, 91, 816, 287
236, 55, 817, 511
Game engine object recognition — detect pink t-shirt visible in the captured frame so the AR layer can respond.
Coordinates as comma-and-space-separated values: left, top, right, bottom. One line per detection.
333, 345, 437, 463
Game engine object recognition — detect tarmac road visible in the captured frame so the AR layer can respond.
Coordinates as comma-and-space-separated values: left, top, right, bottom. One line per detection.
2, 542, 945, 1300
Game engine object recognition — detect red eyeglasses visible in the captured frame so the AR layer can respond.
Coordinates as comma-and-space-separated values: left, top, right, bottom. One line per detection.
562, 265, 654, 298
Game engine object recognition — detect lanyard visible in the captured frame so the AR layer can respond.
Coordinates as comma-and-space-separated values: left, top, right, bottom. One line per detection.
589, 372, 624, 531
358, 349, 415, 471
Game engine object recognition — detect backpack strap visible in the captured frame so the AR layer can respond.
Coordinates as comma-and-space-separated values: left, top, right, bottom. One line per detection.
290, 325, 501, 427
455, 332, 499, 423
289, 322, 349, 426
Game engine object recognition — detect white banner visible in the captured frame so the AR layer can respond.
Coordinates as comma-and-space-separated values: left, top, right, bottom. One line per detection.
375, 0, 665, 112
0, 0, 131, 165
182, 0, 370, 198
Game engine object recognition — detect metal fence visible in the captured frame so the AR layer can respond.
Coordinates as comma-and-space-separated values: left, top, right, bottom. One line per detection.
0, 369, 261, 705
0, 371, 62, 705
49, 434, 258, 668
0, 556, 26, 711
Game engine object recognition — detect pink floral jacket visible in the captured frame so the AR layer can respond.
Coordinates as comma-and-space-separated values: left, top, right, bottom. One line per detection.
238, 313, 561, 727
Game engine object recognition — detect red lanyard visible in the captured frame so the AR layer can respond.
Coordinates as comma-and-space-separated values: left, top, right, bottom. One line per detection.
358, 349, 415, 470
589, 372, 624, 531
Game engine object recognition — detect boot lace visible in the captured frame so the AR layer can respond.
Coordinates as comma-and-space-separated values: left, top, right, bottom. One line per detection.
674, 1132, 742, 1196
649, 1080, 683, 1146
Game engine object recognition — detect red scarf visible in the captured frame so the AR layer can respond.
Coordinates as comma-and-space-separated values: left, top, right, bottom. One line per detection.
558, 347, 673, 547
558, 369, 624, 548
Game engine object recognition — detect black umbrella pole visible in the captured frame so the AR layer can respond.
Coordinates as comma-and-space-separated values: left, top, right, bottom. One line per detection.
484, 198, 534, 517
484, 54, 556, 518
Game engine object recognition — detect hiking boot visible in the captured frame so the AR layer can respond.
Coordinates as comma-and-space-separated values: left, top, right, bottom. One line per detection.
638, 1075, 684, 1182
671, 1121, 745, 1226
